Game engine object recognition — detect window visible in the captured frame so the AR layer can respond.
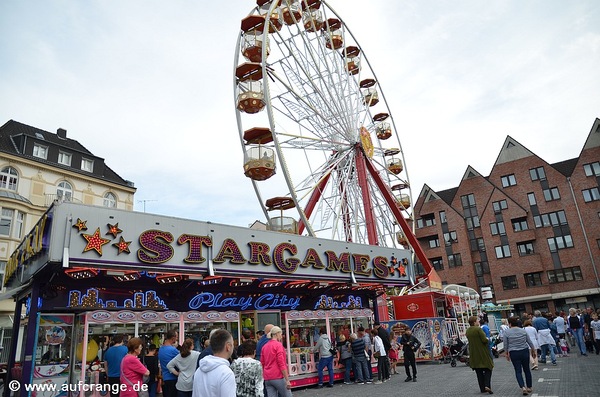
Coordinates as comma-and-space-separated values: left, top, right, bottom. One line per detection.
443, 231, 458, 245
81, 158, 94, 172
103, 192, 117, 208
490, 221, 506, 236
461, 194, 476, 208
33, 144, 48, 159
416, 214, 436, 228
448, 253, 462, 268
15, 211, 24, 239
511, 218, 528, 232
495, 244, 511, 259
547, 266, 583, 284
501, 174, 517, 187
492, 200, 507, 213
58, 151, 72, 166
529, 167, 546, 181
0, 166, 18, 191
474, 262, 490, 276
524, 272, 543, 287
501, 275, 518, 290
431, 257, 444, 271
470, 237, 485, 252
439, 211, 447, 224
543, 187, 560, 201
534, 210, 567, 228
528, 192, 537, 206
466, 216, 480, 230
57, 181, 73, 202
428, 236, 440, 248
517, 241, 534, 256
583, 187, 600, 203
547, 235, 574, 252
0, 208, 14, 236
583, 162, 600, 177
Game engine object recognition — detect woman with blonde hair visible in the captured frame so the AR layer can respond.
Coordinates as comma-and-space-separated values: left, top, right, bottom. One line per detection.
260, 326, 292, 397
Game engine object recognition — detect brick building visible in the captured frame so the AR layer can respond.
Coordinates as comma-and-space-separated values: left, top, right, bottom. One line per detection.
413, 118, 600, 316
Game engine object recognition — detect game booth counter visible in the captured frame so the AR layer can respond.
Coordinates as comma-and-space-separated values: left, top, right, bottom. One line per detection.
1, 201, 414, 397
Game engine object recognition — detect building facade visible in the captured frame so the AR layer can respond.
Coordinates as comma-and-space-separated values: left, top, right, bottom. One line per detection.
0, 119, 136, 299
413, 118, 600, 316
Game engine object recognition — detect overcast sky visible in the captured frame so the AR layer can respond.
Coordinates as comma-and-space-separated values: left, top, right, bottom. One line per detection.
1, 0, 599, 228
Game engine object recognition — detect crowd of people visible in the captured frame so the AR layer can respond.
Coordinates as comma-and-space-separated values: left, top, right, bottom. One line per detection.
465, 306, 600, 396
99, 321, 426, 397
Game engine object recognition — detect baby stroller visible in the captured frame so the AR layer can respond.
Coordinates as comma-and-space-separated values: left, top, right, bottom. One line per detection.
490, 335, 501, 358
450, 338, 469, 367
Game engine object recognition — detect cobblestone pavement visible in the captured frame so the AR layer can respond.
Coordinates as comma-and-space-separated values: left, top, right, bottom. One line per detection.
292, 352, 600, 397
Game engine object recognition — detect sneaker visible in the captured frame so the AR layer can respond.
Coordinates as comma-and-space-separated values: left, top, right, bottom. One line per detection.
344, 382, 352, 385
366, 380, 373, 384
538, 360, 546, 364
326, 384, 334, 388
317, 385, 324, 389
413, 377, 417, 382
382, 379, 387, 383
552, 362, 557, 366
374, 380, 382, 384
531, 365, 538, 370
404, 377, 412, 382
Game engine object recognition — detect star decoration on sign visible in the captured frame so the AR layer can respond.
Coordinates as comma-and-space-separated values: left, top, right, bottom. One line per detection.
82, 228, 111, 255
113, 236, 132, 254
106, 223, 122, 238
73, 218, 88, 232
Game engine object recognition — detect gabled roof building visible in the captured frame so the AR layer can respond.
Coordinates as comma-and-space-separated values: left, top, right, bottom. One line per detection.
413, 119, 600, 315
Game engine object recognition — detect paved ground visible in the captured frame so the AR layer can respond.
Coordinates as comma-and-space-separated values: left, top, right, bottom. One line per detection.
292, 352, 600, 397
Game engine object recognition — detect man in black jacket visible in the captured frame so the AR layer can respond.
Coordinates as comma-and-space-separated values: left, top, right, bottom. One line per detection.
399, 329, 421, 382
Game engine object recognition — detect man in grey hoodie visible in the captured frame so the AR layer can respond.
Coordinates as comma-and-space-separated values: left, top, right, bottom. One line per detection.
193, 329, 236, 397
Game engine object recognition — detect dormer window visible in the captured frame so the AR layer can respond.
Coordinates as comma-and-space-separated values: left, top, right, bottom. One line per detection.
33, 144, 48, 159
58, 151, 72, 166
81, 158, 94, 172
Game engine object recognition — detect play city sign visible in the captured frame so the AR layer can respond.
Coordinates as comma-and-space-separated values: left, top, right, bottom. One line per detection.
5, 202, 413, 287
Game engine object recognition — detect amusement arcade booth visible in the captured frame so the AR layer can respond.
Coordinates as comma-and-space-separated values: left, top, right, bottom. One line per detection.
1, 202, 413, 396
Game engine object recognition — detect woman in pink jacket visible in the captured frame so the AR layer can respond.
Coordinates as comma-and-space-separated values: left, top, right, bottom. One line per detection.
260, 326, 292, 397
120, 337, 150, 397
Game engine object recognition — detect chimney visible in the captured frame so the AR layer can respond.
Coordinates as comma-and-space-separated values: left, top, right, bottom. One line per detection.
57, 128, 67, 139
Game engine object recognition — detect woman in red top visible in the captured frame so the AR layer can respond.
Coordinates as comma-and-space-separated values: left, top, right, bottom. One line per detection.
260, 326, 292, 397
120, 337, 150, 397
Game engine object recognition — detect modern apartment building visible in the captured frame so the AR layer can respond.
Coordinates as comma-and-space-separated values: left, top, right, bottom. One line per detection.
413, 118, 600, 316
0, 119, 136, 348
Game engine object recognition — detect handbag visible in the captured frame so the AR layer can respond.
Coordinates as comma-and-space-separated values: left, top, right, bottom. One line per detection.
373, 351, 381, 359
329, 344, 337, 356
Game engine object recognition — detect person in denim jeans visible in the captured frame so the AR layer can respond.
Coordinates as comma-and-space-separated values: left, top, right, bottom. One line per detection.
314, 327, 334, 388
532, 311, 557, 365
349, 333, 371, 384
504, 316, 537, 396
567, 308, 587, 356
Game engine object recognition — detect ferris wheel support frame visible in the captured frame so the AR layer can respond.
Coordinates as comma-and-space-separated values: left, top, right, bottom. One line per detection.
355, 147, 378, 246
297, 173, 331, 235
363, 153, 443, 289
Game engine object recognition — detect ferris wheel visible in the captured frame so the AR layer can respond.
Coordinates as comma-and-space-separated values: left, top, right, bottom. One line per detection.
234, 0, 413, 249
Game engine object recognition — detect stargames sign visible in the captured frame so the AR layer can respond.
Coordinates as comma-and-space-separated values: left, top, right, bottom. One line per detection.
5, 202, 412, 287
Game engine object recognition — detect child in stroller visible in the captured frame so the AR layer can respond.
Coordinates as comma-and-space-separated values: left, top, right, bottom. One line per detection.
450, 338, 469, 367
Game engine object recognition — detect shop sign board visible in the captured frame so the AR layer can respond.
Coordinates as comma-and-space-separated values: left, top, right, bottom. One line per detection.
5, 202, 412, 288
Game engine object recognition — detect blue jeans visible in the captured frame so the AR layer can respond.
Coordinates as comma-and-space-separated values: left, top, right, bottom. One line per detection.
509, 348, 532, 388
318, 355, 334, 385
341, 357, 352, 382
540, 344, 556, 364
572, 328, 587, 355
147, 381, 158, 397
353, 358, 370, 382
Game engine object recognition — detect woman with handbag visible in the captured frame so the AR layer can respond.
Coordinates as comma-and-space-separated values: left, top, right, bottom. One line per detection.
120, 338, 150, 397
370, 329, 388, 384
167, 338, 201, 397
